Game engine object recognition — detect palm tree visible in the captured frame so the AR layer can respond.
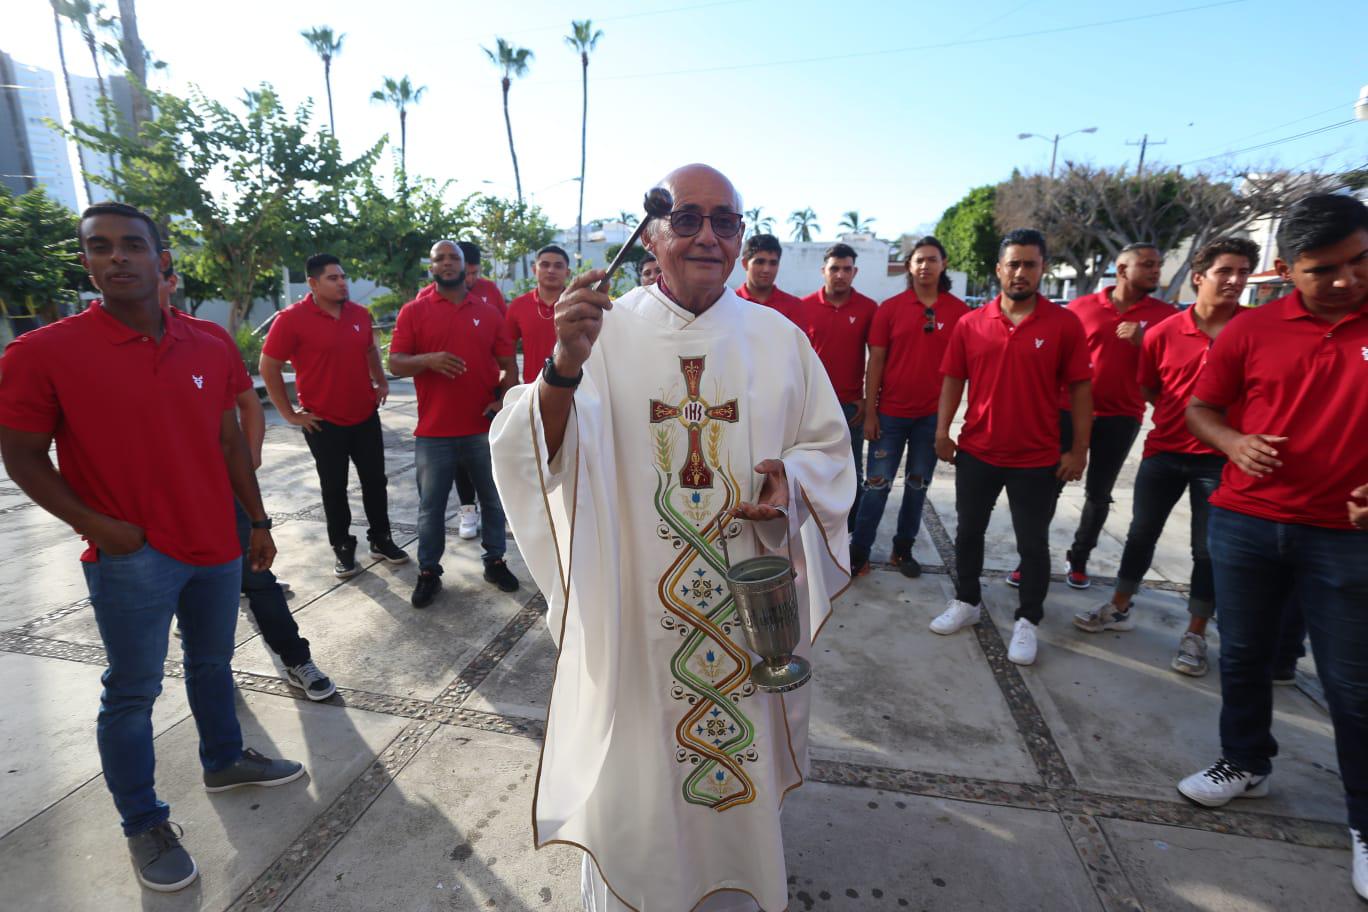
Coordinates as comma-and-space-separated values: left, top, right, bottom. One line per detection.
745, 207, 775, 239
370, 75, 426, 173
565, 20, 603, 260
788, 208, 820, 242
838, 210, 876, 234
618, 209, 639, 228
482, 39, 534, 208
50, 1, 92, 203
301, 26, 345, 135
66, 1, 118, 177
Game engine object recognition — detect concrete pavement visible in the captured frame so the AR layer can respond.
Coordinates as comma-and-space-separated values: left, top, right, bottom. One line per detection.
0, 380, 1357, 910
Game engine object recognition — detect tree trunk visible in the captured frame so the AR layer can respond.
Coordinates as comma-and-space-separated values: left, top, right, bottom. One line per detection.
500, 79, 522, 202
84, 33, 117, 180
576, 54, 588, 261
323, 56, 336, 135
52, 7, 93, 205
116, 0, 152, 140
399, 108, 407, 173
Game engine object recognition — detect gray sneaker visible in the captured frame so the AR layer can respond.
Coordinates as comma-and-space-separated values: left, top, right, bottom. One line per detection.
1073, 600, 1135, 633
128, 821, 198, 892
1172, 632, 1209, 677
286, 661, 336, 701
204, 747, 305, 793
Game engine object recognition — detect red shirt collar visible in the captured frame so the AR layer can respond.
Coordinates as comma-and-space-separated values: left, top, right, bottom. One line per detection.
1276, 289, 1368, 323
817, 287, 859, 308
418, 283, 476, 311
985, 293, 1051, 326
91, 300, 187, 344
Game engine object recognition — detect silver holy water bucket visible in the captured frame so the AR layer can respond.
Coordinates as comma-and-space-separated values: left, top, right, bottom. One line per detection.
719, 506, 811, 693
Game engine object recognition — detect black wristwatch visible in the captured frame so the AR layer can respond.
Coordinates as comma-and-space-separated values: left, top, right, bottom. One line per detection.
250, 517, 273, 530
542, 356, 583, 389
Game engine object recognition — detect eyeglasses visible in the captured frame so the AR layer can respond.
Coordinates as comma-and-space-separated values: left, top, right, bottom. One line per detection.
667, 210, 744, 239
923, 306, 936, 333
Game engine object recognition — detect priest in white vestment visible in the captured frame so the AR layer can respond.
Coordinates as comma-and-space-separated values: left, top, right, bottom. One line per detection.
490, 164, 854, 912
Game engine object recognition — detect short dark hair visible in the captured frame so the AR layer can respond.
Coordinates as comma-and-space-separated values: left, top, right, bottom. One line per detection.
457, 241, 482, 265
1276, 193, 1368, 263
535, 244, 570, 265
80, 202, 162, 252
906, 236, 952, 293
1118, 241, 1160, 257
823, 242, 857, 262
743, 233, 783, 260
641, 252, 657, 265
1189, 236, 1260, 292
305, 253, 342, 279
999, 228, 1047, 262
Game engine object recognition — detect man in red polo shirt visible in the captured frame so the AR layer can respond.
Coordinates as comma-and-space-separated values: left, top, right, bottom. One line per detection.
1072, 238, 1264, 679
1052, 243, 1175, 588
458, 241, 507, 314
796, 242, 878, 530
0, 203, 302, 892
735, 233, 802, 324
1175, 195, 1368, 900
933, 228, 1092, 666
850, 236, 968, 577
506, 244, 570, 385
261, 254, 408, 578
390, 239, 521, 608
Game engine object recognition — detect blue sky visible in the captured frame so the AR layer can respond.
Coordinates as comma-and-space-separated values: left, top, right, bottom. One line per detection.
10, 0, 1367, 238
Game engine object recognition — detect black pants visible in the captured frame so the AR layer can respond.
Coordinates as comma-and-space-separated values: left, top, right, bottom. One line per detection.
1056, 411, 1141, 569
455, 466, 475, 506
954, 451, 1058, 623
235, 501, 310, 667
303, 410, 391, 548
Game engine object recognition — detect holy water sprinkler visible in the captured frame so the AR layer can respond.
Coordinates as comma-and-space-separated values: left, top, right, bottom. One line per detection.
594, 187, 674, 293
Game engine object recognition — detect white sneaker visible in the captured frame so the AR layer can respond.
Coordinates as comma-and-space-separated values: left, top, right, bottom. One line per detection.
1008, 618, 1038, 665
1352, 828, 1367, 901
1177, 758, 1270, 807
457, 505, 479, 540
930, 599, 981, 635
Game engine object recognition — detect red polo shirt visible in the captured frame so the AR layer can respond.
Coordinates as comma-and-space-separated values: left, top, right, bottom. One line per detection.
468, 277, 507, 315
870, 290, 969, 418
1195, 291, 1368, 529
794, 288, 878, 403
176, 310, 253, 396
1063, 288, 1176, 417
1137, 307, 1226, 459
0, 303, 239, 565
261, 295, 377, 427
391, 284, 514, 437
505, 289, 560, 384
941, 295, 1092, 468
735, 283, 803, 325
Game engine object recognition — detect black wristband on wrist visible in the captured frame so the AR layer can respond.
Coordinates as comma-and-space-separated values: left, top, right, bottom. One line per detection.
250, 517, 273, 530
542, 357, 583, 389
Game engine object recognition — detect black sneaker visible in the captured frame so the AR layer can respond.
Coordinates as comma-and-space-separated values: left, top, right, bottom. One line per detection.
412, 568, 442, 608
849, 545, 870, 577
333, 539, 361, 579
368, 537, 411, 565
483, 559, 520, 593
896, 554, 923, 579
203, 747, 304, 793
128, 821, 198, 892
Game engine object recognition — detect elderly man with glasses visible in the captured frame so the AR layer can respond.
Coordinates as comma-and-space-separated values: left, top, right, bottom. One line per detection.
490, 164, 855, 912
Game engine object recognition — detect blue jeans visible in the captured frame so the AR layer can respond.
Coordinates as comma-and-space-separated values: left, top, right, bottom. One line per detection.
416, 434, 507, 568
1116, 452, 1224, 617
1208, 506, 1368, 832
841, 402, 864, 534
850, 413, 937, 559
83, 545, 243, 836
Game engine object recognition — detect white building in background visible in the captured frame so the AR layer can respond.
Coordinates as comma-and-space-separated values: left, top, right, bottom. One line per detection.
0, 53, 78, 211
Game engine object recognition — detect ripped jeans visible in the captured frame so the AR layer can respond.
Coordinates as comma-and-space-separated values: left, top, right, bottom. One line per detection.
850, 413, 938, 560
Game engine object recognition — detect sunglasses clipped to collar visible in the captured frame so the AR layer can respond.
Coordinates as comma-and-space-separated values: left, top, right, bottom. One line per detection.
666, 210, 744, 239
923, 305, 937, 333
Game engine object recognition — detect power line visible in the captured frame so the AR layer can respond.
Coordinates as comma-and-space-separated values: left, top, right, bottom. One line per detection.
1179, 120, 1358, 166
590, 0, 1247, 82
1127, 134, 1167, 173
1206, 101, 1351, 149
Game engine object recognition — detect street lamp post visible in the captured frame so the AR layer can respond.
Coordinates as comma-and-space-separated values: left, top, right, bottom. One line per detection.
1017, 127, 1098, 176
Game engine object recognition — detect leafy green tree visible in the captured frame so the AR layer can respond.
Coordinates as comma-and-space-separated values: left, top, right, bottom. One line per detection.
565, 20, 603, 260
788, 207, 820, 242
370, 75, 425, 174
838, 210, 875, 233
470, 195, 556, 283
935, 185, 998, 293
0, 186, 85, 338
301, 26, 345, 135
65, 84, 377, 333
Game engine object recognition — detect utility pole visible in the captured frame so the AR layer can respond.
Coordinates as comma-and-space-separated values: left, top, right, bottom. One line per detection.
1126, 134, 1167, 174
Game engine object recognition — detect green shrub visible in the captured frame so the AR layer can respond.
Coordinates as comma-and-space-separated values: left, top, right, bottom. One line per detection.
368, 291, 407, 324
235, 323, 264, 375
